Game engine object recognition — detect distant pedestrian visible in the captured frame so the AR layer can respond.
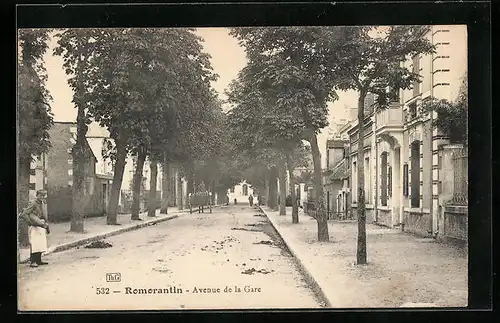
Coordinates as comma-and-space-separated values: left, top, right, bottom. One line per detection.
248, 194, 254, 206
20, 189, 50, 268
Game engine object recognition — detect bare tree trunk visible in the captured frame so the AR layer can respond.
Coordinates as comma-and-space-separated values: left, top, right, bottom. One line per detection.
177, 175, 184, 210
70, 103, 88, 233
18, 156, 31, 246
356, 91, 368, 265
148, 161, 158, 217
268, 166, 278, 211
107, 138, 127, 225
160, 155, 169, 214
278, 157, 286, 216
106, 139, 127, 225
285, 152, 299, 224
211, 180, 216, 205
310, 133, 329, 242
131, 147, 146, 220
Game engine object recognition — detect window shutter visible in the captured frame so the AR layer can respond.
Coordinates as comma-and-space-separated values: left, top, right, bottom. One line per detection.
388, 166, 392, 197
403, 164, 409, 197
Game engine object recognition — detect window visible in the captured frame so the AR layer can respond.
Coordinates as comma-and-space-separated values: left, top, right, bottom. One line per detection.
380, 152, 388, 206
68, 159, 73, 165
30, 169, 36, 176
411, 141, 421, 207
403, 163, 409, 197
409, 102, 417, 120
68, 169, 73, 176
364, 157, 370, 204
352, 161, 357, 201
68, 180, 73, 187
230, 187, 235, 193
242, 184, 248, 196
29, 183, 36, 190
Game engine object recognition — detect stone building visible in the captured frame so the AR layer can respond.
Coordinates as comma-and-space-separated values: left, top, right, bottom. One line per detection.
347, 25, 468, 241
43, 122, 104, 221
228, 180, 255, 204
323, 139, 350, 218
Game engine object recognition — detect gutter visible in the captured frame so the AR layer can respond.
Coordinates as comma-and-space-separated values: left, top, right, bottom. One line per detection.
429, 27, 436, 237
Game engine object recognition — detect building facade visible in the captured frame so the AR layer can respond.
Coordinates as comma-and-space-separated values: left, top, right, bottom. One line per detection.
229, 180, 255, 204
323, 139, 350, 218
44, 122, 101, 221
347, 25, 467, 240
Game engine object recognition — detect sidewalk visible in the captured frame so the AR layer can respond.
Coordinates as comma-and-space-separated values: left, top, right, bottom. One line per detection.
260, 206, 468, 308
18, 206, 198, 264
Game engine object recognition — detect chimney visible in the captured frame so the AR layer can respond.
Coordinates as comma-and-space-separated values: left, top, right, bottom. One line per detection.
326, 139, 348, 169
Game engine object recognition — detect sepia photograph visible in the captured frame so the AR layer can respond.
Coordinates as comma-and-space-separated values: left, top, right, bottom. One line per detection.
17, 25, 469, 311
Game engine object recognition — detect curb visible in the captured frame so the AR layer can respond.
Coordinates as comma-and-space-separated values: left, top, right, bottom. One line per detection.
19, 212, 182, 264
258, 206, 333, 308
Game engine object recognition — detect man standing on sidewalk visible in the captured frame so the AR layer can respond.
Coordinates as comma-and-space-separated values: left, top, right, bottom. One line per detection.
248, 194, 254, 207
20, 189, 50, 267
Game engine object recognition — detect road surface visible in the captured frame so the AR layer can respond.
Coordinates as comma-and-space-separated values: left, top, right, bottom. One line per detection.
18, 205, 323, 310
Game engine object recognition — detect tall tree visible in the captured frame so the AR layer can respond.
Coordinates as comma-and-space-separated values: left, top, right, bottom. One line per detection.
284, 143, 310, 223
54, 28, 106, 232
228, 28, 339, 241
147, 160, 158, 217
131, 146, 147, 220
57, 28, 218, 225
325, 26, 435, 264
17, 29, 54, 245
277, 154, 287, 215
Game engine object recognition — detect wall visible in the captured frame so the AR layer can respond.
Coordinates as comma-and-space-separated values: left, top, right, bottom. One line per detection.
403, 209, 432, 236
46, 124, 74, 221
229, 181, 254, 204
87, 137, 114, 176
46, 123, 100, 221
442, 205, 467, 242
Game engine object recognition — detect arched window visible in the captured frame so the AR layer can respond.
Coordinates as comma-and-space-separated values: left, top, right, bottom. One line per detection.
230, 187, 235, 193
242, 184, 248, 196
411, 141, 421, 207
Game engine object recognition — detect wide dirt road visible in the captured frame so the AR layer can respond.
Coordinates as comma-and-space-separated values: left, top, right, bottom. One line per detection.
18, 205, 322, 311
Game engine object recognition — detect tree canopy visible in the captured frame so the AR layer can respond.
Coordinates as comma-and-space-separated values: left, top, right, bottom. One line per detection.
18, 29, 54, 161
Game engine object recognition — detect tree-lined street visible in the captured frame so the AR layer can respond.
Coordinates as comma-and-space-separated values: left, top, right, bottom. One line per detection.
18, 25, 470, 310
18, 206, 322, 310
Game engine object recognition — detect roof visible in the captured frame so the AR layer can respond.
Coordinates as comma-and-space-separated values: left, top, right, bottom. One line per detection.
327, 139, 348, 149
327, 159, 349, 181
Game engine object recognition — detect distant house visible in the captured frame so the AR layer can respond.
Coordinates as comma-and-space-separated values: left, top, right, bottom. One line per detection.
229, 180, 254, 204
44, 122, 108, 222
323, 139, 350, 219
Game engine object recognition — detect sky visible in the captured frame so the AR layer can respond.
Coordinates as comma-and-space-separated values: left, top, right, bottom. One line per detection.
42, 28, 357, 160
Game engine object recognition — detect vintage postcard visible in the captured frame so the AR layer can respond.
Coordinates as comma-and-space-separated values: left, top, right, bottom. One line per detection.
17, 24, 468, 311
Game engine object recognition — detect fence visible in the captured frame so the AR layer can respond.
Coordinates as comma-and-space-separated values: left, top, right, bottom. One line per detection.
451, 147, 468, 205
304, 199, 352, 220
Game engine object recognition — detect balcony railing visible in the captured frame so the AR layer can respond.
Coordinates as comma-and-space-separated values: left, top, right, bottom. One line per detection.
375, 107, 404, 130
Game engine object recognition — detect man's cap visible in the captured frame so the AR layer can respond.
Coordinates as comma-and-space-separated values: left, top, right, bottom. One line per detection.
36, 189, 47, 196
